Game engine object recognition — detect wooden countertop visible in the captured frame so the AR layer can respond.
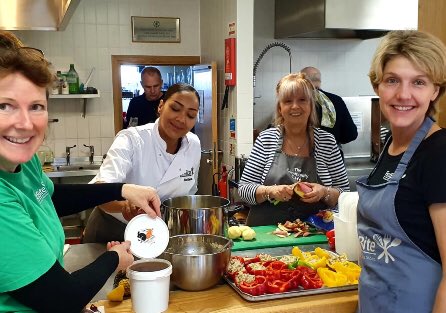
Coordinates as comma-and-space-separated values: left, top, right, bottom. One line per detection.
92, 285, 358, 313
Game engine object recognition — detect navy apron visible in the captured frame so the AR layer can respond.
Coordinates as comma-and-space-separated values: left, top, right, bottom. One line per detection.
246, 137, 326, 226
356, 117, 441, 313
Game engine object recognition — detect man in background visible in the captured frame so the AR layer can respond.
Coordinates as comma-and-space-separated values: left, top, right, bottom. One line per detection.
301, 66, 358, 156
124, 66, 164, 128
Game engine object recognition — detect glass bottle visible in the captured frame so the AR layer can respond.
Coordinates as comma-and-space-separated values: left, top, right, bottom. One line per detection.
66, 64, 80, 94
61, 76, 69, 95
56, 71, 63, 94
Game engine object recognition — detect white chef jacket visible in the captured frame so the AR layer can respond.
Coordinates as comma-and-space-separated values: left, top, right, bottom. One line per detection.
91, 119, 201, 223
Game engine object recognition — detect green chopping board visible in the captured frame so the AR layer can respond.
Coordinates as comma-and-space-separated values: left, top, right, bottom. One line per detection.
231, 225, 327, 251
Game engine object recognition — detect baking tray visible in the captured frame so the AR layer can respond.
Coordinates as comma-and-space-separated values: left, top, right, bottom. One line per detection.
224, 275, 357, 302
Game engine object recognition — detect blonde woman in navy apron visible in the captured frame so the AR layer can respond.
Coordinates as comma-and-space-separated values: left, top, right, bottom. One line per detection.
357, 30, 446, 313
238, 73, 350, 226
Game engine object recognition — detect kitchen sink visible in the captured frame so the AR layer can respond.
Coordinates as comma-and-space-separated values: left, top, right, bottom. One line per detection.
52, 164, 101, 171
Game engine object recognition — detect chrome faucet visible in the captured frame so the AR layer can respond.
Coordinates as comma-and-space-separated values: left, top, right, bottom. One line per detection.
84, 144, 95, 164
65, 145, 76, 165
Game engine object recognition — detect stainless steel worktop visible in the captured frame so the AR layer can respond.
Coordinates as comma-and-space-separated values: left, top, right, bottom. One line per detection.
45, 169, 99, 178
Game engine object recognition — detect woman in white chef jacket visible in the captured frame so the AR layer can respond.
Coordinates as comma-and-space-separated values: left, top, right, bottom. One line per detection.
83, 83, 201, 243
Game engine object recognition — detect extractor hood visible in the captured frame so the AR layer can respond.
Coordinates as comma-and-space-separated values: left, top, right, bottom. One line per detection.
275, 0, 418, 39
0, 0, 80, 31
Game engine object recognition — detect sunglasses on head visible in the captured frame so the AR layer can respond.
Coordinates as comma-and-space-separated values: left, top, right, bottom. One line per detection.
0, 45, 45, 61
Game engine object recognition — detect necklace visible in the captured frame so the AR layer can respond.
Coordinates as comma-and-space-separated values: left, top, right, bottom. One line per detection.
284, 134, 308, 156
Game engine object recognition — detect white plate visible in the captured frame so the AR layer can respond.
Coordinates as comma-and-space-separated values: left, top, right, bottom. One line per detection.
124, 215, 169, 259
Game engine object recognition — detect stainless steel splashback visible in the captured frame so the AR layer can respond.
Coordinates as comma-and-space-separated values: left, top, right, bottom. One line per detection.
341, 96, 373, 158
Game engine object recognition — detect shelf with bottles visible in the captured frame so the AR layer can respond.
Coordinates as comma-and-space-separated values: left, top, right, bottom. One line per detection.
49, 91, 101, 118
49, 91, 100, 99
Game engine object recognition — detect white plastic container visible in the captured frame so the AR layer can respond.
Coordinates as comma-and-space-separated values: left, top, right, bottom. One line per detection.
334, 191, 360, 261
127, 259, 172, 313
334, 214, 360, 261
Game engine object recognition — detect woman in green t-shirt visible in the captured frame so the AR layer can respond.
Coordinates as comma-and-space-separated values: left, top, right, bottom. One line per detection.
0, 30, 162, 313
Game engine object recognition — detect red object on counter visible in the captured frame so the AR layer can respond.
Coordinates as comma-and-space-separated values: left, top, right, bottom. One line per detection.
326, 229, 335, 250
218, 165, 228, 199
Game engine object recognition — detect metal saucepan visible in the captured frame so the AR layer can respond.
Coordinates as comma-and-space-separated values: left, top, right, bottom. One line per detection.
162, 195, 241, 236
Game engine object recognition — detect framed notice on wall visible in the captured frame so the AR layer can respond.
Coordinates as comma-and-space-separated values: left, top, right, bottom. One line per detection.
131, 16, 181, 43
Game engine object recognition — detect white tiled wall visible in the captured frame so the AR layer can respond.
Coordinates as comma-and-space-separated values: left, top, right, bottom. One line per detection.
253, 0, 380, 131
13, 0, 200, 158
200, 0, 254, 166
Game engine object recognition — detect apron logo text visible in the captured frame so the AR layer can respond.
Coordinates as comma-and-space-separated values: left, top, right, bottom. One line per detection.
287, 167, 308, 182
359, 233, 401, 263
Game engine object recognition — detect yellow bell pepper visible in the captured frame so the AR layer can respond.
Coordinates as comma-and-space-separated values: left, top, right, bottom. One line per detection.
331, 261, 361, 284
291, 246, 304, 259
314, 247, 330, 259
306, 255, 327, 269
317, 267, 348, 287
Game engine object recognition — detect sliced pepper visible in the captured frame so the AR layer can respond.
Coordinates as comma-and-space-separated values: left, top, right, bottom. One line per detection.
300, 272, 323, 289
291, 246, 304, 259
298, 266, 323, 289
317, 267, 348, 287
331, 261, 361, 284
239, 275, 267, 296
266, 279, 289, 293
244, 256, 261, 265
267, 261, 287, 270
280, 269, 302, 290
306, 256, 327, 269
287, 258, 314, 270
314, 247, 330, 259
246, 262, 267, 276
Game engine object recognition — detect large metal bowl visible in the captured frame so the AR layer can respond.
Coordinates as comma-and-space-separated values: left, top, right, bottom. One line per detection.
159, 234, 232, 291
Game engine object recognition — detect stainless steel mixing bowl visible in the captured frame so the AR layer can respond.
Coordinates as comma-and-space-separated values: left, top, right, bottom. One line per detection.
159, 234, 232, 291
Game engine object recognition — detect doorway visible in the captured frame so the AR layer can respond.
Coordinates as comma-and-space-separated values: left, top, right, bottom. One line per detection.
112, 55, 201, 133
111, 56, 219, 195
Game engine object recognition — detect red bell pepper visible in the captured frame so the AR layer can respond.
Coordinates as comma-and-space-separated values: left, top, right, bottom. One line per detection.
226, 257, 246, 281
246, 262, 267, 276
244, 256, 261, 265
238, 275, 267, 296
267, 261, 287, 271
296, 266, 323, 289
266, 279, 289, 293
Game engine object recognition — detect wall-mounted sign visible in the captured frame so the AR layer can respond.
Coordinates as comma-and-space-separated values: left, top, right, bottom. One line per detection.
131, 16, 180, 43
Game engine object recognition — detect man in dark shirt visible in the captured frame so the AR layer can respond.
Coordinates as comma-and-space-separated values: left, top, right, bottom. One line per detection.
301, 66, 358, 149
124, 66, 164, 128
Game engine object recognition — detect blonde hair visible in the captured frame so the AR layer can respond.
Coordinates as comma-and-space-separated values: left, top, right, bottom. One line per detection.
274, 72, 319, 128
369, 30, 446, 116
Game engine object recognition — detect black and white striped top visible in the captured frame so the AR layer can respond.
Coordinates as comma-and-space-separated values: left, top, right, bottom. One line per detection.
238, 127, 350, 205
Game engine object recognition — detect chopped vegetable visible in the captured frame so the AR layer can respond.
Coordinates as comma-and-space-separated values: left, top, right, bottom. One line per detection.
228, 226, 242, 239
107, 284, 125, 302
242, 227, 256, 240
